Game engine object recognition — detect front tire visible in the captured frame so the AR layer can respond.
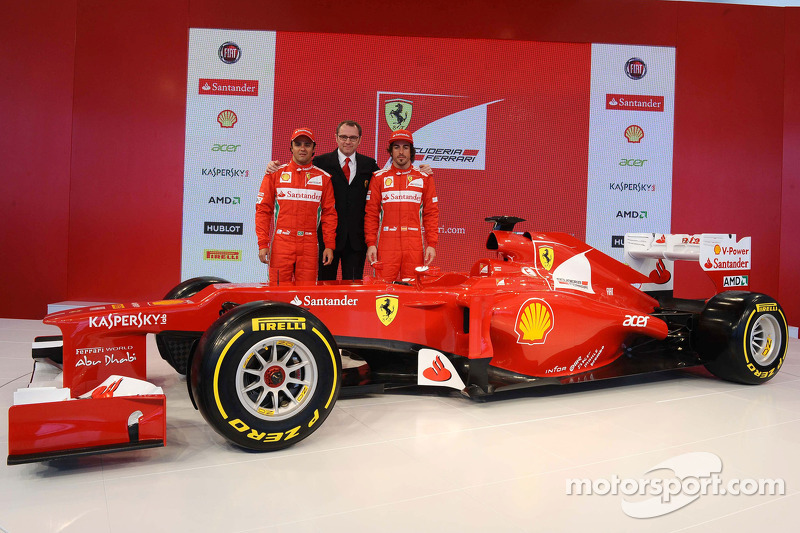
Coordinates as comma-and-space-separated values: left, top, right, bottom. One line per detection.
695, 291, 788, 385
191, 301, 341, 451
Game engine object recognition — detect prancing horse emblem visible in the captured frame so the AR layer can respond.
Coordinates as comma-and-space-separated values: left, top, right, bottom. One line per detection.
539, 246, 554, 271
384, 98, 412, 131
376, 295, 399, 326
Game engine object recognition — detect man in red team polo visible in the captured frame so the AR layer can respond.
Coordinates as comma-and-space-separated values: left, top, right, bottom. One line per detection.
365, 129, 439, 281
256, 128, 337, 284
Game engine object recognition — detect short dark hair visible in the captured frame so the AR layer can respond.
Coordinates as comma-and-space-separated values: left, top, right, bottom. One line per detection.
336, 121, 362, 137
387, 141, 416, 161
290, 138, 316, 157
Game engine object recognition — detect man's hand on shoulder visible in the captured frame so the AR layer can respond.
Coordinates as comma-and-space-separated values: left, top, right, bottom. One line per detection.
265, 160, 281, 174
419, 164, 433, 175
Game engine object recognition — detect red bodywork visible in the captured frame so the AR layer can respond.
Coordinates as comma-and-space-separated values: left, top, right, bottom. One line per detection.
9, 229, 671, 462
50, 231, 666, 394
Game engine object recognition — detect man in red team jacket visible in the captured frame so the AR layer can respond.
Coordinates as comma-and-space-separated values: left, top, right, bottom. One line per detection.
256, 128, 337, 284
365, 129, 439, 281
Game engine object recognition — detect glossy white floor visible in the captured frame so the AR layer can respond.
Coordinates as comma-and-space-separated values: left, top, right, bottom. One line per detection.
1, 318, 799, 533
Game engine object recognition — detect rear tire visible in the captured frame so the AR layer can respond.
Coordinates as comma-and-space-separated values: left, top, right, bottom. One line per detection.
191, 301, 341, 451
695, 291, 788, 384
156, 276, 229, 374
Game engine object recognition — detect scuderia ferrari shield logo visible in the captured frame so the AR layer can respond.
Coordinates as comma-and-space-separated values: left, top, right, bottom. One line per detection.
385, 98, 412, 130
376, 294, 398, 326
539, 246, 554, 271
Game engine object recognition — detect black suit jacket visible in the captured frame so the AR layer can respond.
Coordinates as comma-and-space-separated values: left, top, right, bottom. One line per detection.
314, 150, 379, 252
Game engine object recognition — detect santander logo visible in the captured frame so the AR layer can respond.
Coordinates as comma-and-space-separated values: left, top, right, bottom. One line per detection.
423, 355, 452, 382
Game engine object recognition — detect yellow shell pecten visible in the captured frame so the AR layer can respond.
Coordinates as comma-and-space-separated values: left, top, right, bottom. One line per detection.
518, 301, 552, 342
624, 125, 644, 143
218, 110, 237, 127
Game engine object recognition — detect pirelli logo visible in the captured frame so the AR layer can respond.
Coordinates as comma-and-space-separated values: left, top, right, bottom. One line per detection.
251, 317, 307, 331
756, 303, 778, 313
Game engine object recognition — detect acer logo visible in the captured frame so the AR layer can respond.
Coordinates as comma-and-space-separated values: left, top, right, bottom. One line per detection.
616, 210, 648, 219
623, 315, 650, 327
212, 144, 241, 152
619, 158, 647, 167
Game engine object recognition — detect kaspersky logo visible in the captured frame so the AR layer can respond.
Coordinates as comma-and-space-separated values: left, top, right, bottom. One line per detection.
515, 298, 554, 345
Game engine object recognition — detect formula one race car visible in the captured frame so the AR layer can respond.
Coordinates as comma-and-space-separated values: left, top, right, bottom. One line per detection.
7, 216, 789, 464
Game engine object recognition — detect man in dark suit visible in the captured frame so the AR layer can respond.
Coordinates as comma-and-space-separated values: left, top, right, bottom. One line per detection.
265, 121, 432, 280
313, 121, 379, 280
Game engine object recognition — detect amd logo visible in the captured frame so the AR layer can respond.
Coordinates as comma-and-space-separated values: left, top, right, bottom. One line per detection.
208, 196, 241, 205
205, 222, 243, 235
616, 210, 648, 219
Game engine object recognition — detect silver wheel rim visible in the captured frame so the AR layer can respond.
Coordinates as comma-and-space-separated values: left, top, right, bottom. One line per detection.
750, 314, 781, 366
235, 336, 318, 421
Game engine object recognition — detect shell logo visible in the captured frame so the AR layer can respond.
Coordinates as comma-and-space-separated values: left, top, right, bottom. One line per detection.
514, 298, 554, 345
625, 125, 644, 143
714, 244, 721, 255
384, 177, 394, 187
217, 110, 237, 128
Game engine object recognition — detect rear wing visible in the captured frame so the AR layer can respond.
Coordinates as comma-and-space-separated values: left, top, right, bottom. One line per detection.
623, 233, 752, 296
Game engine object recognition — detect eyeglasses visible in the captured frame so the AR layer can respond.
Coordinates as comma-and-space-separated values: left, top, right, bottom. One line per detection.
337, 135, 360, 142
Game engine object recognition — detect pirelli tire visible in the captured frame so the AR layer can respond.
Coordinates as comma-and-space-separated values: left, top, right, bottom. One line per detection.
156, 276, 229, 375
190, 301, 341, 452
695, 291, 788, 385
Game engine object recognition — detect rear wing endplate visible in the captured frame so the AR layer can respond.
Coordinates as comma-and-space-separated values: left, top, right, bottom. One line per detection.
624, 233, 752, 296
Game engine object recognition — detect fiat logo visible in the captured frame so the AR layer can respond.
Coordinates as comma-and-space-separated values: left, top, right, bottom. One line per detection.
218, 42, 241, 64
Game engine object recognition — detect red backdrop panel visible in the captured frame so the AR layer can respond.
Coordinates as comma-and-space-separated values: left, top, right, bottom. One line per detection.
271, 33, 589, 273
0, 0, 77, 318
781, 8, 800, 325
672, 3, 785, 301
66, 0, 189, 303
2, 0, 797, 326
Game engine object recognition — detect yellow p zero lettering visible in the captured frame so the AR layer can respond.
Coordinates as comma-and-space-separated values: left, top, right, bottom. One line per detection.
247, 430, 266, 441
215, 330, 245, 419
313, 327, 338, 409
742, 311, 757, 364
308, 409, 320, 428
264, 432, 284, 442
284, 425, 302, 441
251, 317, 306, 331
229, 419, 249, 433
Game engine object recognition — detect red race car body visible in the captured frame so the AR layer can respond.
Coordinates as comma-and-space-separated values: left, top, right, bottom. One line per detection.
7, 216, 789, 464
